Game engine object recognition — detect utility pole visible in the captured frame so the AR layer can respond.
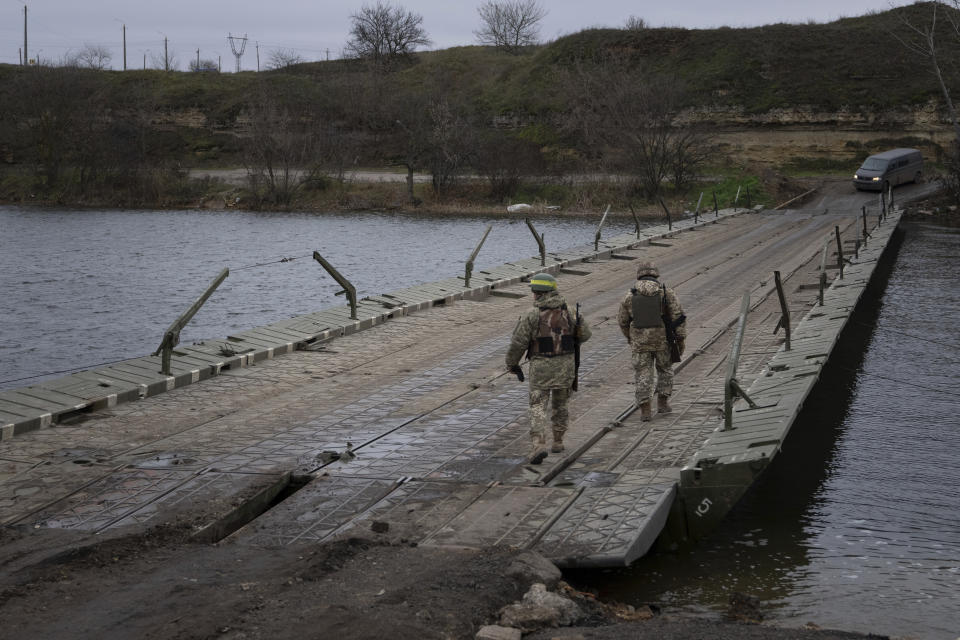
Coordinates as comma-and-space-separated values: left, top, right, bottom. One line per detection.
227, 33, 247, 73
255, 41, 260, 72
196, 48, 200, 70
143, 52, 146, 69
23, 5, 28, 66
164, 36, 169, 71
122, 23, 127, 70
218, 55, 221, 72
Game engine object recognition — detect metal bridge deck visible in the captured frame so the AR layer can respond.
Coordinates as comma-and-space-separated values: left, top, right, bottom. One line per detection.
0, 204, 901, 566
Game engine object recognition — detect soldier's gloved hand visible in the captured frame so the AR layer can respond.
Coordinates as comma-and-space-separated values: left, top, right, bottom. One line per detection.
677, 338, 685, 356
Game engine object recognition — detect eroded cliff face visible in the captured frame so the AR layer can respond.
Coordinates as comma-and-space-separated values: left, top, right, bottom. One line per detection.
676, 100, 954, 165
677, 99, 948, 129
146, 101, 954, 167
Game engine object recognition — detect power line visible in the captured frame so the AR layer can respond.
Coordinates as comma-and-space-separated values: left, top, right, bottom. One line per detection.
836, 364, 960, 399
233, 253, 313, 270
853, 319, 960, 352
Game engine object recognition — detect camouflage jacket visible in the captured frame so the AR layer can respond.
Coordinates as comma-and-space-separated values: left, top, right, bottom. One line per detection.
506, 291, 592, 390
617, 278, 686, 352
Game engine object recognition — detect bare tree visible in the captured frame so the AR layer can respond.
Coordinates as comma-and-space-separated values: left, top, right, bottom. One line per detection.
893, 1, 960, 142
893, 1, 960, 198
424, 99, 473, 194
624, 15, 648, 31
474, 0, 547, 52
475, 131, 544, 199
65, 44, 113, 70
149, 50, 179, 71
565, 61, 711, 199
669, 128, 714, 192
267, 48, 305, 70
189, 58, 219, 72
345, 2, 431, 65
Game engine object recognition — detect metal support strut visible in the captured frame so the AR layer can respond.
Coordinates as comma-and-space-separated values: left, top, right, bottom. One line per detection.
818, 242, 828, 306
313, 251, 357, 320
525, 218, 546, 266
723, 291, 758, 430
773, 270, 791, 351
464, 224, 493, 288
594, 204, 610, 251
153, 268, 229, 375
658, 198, 672, 230
629, 203, 642, 239
835, 225, 844, 279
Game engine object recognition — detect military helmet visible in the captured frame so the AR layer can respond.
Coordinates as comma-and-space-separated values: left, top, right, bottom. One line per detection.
529, 273, 558, 292
636, 261, 660, 278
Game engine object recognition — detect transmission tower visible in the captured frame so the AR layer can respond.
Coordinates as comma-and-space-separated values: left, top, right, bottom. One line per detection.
227, 33, 247, 73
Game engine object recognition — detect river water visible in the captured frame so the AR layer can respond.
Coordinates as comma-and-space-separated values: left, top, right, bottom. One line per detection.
2, 207, 958, 638
0, 206, 611, 390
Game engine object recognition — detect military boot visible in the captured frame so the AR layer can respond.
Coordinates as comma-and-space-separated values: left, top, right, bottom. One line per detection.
551, 430, 565, 453
528, 435, 548, 465
639, 401, 653, 422
657, 394, 672, 414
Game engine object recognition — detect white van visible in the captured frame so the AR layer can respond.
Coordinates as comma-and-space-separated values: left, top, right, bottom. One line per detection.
853, 148, 923, 191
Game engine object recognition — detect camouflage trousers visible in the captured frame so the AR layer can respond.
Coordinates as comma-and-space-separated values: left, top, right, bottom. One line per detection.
631, 347, 673, 404
528, 387, 570, 440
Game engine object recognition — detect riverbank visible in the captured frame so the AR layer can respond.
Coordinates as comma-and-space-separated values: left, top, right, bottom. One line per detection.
1, 166, 814, 218
0, 525, 891, 640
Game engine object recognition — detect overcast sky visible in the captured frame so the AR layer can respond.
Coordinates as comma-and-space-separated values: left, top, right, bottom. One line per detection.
1, 0, 908, 69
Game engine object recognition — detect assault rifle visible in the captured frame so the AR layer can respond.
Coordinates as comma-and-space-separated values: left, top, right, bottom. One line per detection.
509, 364, 525, 382
661, 284, 685, 363
663, 314, 686, 363
572, 302, 582, 391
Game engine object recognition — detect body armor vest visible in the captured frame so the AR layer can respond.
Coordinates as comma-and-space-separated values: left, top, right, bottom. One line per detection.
631, 286, 663, 329
530, 306, 576, 357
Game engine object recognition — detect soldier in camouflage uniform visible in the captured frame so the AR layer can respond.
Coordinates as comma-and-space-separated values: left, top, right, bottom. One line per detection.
506, 273, 592, 464
617, 261, 686, 421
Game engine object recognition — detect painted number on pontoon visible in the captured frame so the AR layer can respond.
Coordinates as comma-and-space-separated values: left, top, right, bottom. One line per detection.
694, 497, 713, 517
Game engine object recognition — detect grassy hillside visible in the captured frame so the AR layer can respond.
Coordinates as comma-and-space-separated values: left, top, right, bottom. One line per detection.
0, 3, 955, 211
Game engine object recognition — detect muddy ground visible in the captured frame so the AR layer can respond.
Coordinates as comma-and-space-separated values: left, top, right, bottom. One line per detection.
0, 521, 890, 640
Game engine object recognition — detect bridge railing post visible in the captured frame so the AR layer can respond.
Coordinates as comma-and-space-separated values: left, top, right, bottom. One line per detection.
525, 218, 546, 267
153, 268, 229, 375
464, 224, 493, 288
774, 270, 791, 351
594, 204, 610, 251
713, 191, 719, 218
733, 185, 742, 211
835, 225, 844, 279
313, 251, 358, 320
694, 192, 703, 223
658, 198, 672, 231
819, 242, 828, 306
629, 203, 642, 239
862, 207, 869, 246
724, 291, 757, 430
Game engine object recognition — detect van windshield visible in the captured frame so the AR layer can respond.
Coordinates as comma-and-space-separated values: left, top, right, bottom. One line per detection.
861, 158, 888, 171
